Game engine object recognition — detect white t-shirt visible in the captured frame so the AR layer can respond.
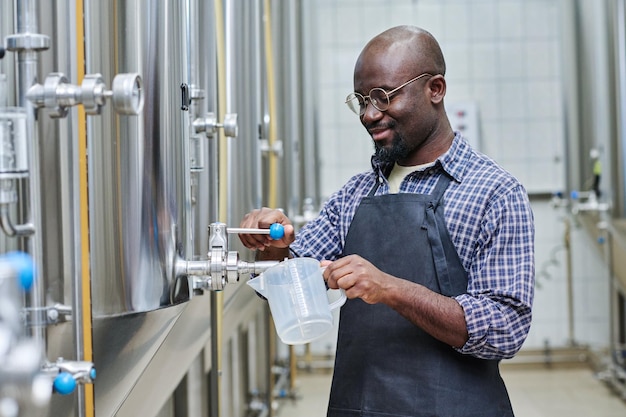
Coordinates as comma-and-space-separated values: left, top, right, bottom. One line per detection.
388, 161, 436, 193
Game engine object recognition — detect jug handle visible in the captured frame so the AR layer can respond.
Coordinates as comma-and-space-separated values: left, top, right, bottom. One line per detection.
320, 266, 347, 311
327, 288, 347, 311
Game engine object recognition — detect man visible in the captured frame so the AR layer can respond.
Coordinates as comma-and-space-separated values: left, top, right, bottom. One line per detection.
239, 25, 534, 417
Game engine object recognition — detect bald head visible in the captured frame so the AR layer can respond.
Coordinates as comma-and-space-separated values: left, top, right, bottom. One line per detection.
351, 26, 454, 165
358, 26, 446, 76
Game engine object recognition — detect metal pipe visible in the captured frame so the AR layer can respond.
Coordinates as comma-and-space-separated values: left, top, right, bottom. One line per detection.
14, 0, 47, 359
300, 0, 320, 207
564, 217, 576, 345
0, 204, 34, 236
617, 0, 626, 216
284, 0, 302, 220
69, 0, 93, 414
212, 0, 227, 412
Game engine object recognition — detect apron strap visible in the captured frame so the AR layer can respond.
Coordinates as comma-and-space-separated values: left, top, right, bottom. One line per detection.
424, 173, 457, 296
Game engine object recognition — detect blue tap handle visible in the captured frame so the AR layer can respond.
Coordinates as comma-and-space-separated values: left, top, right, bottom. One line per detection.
228, 223, 284, 240
269, 223, 284, 240
53, 372, 77, 395
2, 251, 35, 291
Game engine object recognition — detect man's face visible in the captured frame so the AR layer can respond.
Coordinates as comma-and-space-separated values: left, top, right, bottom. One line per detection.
353, 45, 438, 166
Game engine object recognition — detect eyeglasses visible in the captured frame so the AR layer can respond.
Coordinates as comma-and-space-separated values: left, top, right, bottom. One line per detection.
345, 73, 434, 116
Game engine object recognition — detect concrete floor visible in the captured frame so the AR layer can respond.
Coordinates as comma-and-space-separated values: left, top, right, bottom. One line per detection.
275, 366, 626, 416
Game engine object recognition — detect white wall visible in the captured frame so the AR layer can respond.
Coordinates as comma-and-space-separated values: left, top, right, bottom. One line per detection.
302, 0, 611, 353
312, 0, 565, 198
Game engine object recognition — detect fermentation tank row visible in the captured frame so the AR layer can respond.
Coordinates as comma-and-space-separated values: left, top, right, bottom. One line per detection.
0, 1, 316, 416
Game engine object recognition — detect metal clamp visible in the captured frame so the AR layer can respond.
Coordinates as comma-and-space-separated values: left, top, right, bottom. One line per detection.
23, 304, 72, 326
5, 33, 50, 52
259, 138, 283, 158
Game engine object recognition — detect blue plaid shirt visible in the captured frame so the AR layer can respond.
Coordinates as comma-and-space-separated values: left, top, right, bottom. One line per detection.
291, 133, 535, 360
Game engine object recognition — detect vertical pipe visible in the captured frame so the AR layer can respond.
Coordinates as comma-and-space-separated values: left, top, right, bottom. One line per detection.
605, 228, 617, 375
616, 0, 626, 216
212, 1, 227, 414
71, 0, 93, 414
559, 0, 582, 201
262, 2, 280, 413
564, 218, 576, 345
263, 0, 278, 209
284, 0, 302, 220
67, 0, 88, 417
300, 0, 320, 206
14, 0, 46, 358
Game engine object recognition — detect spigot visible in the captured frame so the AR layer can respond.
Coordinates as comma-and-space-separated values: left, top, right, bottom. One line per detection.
177, 222, 281, 292
46, 359, 96, 395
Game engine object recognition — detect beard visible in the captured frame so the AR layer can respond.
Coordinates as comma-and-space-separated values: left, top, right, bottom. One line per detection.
374, 133, 410, 163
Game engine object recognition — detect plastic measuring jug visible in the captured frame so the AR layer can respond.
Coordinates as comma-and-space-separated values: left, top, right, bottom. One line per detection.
247, 257, 346, 345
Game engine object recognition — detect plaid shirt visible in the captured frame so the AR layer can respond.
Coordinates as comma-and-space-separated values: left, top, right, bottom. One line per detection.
291, 133, 535, 360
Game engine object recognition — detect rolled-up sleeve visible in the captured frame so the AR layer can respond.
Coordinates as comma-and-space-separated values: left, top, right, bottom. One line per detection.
454, 186, 535, 360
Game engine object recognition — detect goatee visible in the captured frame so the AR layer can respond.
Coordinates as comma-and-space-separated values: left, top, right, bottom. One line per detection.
374, 135, 409, 163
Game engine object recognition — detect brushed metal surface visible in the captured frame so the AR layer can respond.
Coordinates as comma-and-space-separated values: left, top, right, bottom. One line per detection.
85, 0, 191, 317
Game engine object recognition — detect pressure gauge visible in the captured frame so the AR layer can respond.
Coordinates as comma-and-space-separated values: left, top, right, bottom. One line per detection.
111, 73, 144, 115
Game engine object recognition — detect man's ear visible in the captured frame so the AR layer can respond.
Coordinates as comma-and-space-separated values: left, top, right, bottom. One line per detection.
428, 75, 446, 104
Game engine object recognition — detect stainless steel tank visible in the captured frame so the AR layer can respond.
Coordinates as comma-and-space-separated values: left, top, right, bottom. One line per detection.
0, 0, 314, 416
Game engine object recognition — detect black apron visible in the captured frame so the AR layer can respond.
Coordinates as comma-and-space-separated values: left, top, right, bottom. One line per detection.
327, 174, 514, 417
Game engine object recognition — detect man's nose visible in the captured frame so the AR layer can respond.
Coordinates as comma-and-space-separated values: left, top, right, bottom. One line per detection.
361, 99, 383, 122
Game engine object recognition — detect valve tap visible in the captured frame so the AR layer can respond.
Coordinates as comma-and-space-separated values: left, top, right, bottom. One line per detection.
45, 359, 96, 396
177, 222, 282, 292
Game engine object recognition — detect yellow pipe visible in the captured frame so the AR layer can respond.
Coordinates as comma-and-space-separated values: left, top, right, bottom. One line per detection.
213, 1, 227, 416
215, 0, 228, 222
263, 0, 290, 405
263, 0, 279, 208
75, 0, 94, 415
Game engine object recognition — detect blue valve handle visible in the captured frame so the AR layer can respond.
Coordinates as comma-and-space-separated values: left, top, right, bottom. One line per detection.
54, 372, 77, 395
227, 223, 284, 240
1, 251, 35, 291
269, 223, 284, 240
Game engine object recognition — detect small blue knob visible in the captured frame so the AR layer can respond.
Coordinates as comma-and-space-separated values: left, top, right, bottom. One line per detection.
3, 251, 35, 291
54, 372, 76, 395
570, 190, 579, 199
90, 367, 97, 381
269, 223, 284, 240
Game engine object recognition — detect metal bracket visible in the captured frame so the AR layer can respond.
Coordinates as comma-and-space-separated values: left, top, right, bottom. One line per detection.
23, 304, 72, 326
259, 138, 283, 158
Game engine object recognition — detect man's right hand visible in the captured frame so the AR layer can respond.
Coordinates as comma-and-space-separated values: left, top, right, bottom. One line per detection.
238, 208, 295, 252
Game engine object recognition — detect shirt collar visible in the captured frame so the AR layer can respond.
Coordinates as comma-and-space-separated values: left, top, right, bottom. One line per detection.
436, 132, 469, 183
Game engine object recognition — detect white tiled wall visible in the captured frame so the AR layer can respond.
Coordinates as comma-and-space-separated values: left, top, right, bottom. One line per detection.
303, 0, 611, 353
312, 0, 565, 198
527, 201, 610, 349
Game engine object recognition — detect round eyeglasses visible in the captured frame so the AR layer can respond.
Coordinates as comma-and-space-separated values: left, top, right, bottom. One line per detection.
345, 73, 434, 116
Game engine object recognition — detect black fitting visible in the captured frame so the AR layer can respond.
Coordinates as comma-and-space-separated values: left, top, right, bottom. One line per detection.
0, 46, 5, 60
180, 83, 190, 111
